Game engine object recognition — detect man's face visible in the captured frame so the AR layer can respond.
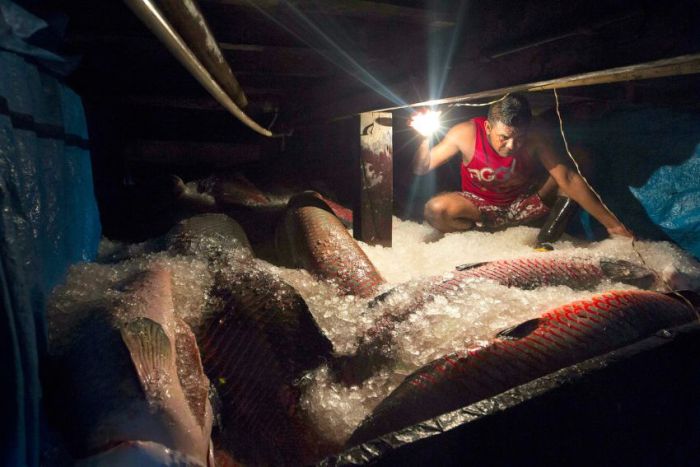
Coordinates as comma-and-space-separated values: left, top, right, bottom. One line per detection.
485, 120, 527, 157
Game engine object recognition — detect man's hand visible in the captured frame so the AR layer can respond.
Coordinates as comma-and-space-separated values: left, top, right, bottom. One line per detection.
409, 110, 441, 137
607, 223, 635, 239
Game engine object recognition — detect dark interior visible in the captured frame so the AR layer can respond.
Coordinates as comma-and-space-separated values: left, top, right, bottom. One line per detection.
40, 0, 700, 245
2, 1, 700, 465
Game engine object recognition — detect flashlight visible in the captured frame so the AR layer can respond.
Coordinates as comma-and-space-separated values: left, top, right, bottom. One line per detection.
410, 110, 442, 137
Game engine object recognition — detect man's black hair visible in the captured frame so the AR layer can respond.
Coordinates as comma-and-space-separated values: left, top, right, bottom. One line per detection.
488, 93, 532, 128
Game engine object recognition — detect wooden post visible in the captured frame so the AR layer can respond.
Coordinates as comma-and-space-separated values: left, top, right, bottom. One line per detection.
353, 111, 393, 247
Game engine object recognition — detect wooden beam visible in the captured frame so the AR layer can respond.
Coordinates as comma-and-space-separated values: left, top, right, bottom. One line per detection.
119, 95, 282, 115
201, 0, 454, 28
294, 53, 700, 125
154, 0, 248, 108
353, 111, 393, 247
374, 53, 700, 111
126, 140, 265, 166
67, 33, 339, 77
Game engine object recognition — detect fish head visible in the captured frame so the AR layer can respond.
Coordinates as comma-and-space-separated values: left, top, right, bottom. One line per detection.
599, 259, 655, 289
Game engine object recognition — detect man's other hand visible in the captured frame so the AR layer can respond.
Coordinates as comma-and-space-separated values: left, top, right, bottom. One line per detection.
607, 223, 635, 239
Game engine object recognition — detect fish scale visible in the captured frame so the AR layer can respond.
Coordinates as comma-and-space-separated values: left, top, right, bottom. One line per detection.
197, 268, 332, 465
347, 290, 698, 446
200, 301, 304, 465
337, 256, 654, 385
284, 203, 385, 298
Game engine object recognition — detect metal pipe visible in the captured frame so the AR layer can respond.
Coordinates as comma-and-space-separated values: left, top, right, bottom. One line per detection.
124, 0, 280, 138
155, 0, 248, 109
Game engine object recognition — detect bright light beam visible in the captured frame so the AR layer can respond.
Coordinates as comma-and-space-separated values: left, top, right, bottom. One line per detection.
428, 1, 468, 102
247, 1, 408, 107
410, 109, 442, 137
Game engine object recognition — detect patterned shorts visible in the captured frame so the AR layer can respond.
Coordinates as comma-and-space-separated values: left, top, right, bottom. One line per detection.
458, 191, 550, 229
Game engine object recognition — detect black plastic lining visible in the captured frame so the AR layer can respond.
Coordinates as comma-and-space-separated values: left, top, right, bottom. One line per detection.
320, 321, 700, 466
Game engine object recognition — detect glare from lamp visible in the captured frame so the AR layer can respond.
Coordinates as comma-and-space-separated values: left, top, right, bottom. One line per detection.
410, 110, 442, 137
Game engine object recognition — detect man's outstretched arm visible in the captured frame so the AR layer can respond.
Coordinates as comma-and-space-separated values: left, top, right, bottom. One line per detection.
536, 141, 633, 238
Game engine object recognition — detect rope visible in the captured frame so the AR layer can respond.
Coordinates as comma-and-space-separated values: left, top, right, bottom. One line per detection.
552, 88, 697, 315
450, 93, 510, 107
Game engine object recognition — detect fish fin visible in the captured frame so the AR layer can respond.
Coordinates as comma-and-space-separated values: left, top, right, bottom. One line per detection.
368, 288, 397, 308
497, 318, 541, 340
121, 317, 175, 401
174, 318, 210, 429
455, 261, 489, 271
600, 259, 655, 289
287, 191, 336, 216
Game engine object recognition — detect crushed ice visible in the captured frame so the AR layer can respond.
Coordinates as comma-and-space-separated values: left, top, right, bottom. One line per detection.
49, 217, 700, 450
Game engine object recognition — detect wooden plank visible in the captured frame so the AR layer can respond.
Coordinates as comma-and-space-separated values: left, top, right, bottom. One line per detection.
353, 111, 393, 247
126, 140, 264, 166
296, 53, 700, 124
201, 0, 454, 28
155, 0, 248, 108
374, 53, 700, 111
124, 0, 277, 137
67, 33, 338, 77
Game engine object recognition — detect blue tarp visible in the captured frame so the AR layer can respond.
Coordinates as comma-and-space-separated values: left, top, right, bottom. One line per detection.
630, 144, 700, 259
0, 4, 100, 464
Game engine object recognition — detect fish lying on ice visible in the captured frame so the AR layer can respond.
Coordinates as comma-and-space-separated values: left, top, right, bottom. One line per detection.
347, 289, 699, 446
48, 267, 213, 466
335, 255, 656, 385
165, 212, 253, 254
173, 172, 354, 225
277, 191, 384, 298
199, 262, 334, 465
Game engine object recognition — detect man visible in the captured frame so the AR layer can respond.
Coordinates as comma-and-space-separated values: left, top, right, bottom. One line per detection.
411, 93, 633, 238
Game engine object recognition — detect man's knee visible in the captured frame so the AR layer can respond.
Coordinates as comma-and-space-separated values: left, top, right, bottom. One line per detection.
424, 197, 448, 222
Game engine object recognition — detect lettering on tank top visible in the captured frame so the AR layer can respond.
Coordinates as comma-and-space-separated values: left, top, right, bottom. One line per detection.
460, 117, 533, 204
468, 158, 517, 183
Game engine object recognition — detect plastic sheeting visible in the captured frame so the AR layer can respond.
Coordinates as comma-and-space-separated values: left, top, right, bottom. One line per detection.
630, 144, 700, 259
0, 44, 100, 467
0, 0, 78, 75
324, 322, 700, 466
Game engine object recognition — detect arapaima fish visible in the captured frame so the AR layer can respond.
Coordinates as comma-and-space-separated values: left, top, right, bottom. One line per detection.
347, 290, 698, 446
336, 255, 655, 385
277, 191, 384, 298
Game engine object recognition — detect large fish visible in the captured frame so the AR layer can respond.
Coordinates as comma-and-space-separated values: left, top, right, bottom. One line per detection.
277, 191, 384, 298
347, 290, 699, 446
198, 262, 333, 465
173, 173, 354, 251
335, 255, 656, 385
174, 172, 354, 224
47, 267, 214, 465
165, 212, 253, 254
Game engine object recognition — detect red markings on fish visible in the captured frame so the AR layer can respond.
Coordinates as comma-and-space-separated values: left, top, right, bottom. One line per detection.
278, 192, 384, 298
347, 290, 698, 446
336, 255, 655, 385
198, 266, 332, 465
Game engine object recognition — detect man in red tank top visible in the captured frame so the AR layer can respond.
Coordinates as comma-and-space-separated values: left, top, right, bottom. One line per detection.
411, 94, 632, 238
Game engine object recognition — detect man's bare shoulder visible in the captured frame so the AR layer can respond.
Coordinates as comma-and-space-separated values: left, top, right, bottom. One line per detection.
525, 122, 557, 154
444, 119, 477, 148
448, 119, 477, 136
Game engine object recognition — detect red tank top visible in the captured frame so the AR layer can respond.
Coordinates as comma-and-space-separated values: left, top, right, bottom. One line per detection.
460, 117, 536, 206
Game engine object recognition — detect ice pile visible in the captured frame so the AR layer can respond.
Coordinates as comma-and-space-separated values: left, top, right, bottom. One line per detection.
292, 219, 700, 448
